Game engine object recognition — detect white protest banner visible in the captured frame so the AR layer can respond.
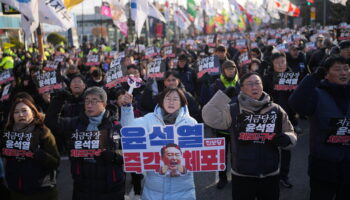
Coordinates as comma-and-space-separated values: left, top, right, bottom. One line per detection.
144, 46, 158, 59
121, 123, 226, 174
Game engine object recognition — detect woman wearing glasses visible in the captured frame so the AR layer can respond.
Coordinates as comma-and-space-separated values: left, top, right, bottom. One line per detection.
120, 87, 197, 200
202, 72, 297, 200
45, 87, 125, 200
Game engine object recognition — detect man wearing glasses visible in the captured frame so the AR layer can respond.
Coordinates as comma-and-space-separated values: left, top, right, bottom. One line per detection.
202, 72, 297, 200
45, 87, 125, 200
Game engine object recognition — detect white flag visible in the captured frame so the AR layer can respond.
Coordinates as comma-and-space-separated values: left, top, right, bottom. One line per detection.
329, 0, 348, 6
148, 2, 166, 23
109, 0, 128, 36
131, 0, 149, 37
40, 0, 74, 30
174, 7, 191, 31
0, 0, 39, 22
21, 15, 39, 41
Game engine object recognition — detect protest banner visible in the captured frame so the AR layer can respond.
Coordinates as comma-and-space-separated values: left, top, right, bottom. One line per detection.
121, 124, 226, 175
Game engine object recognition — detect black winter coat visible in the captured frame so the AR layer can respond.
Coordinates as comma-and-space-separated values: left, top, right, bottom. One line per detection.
45, 97, 125, 200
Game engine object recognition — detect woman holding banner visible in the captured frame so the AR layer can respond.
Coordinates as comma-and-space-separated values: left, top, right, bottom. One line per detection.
1, 98, 60, 200
121, 87, 197, 200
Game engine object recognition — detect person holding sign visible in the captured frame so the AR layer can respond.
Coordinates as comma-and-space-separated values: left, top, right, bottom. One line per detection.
45, 87, 125, 200
1, 98, 60, 200
263, 52, 301, 188
203, 72, 297, 200
121, 87, 197, 200
289, 56, 350, 200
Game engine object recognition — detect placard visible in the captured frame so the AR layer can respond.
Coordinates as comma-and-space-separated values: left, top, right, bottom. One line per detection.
2, 131, 33, 158
0, 69, 14, 85
0, 83, 11, 101
85, 55, 100, 66
121, 124, 225, 175
44, 61, 59, 71
105, 58, 127, 88
70, 131, 102, 158
338, 28, 350, 41
237, 111, 282, 144
144, 46, 158, 59
326, 118, 350, 145
35, 71, 63, 94
197, 56, 220, 78
273, 72, 300, 91
147, 58, 164, 78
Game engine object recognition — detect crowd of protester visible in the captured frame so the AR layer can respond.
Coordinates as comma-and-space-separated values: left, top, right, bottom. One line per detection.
0, 23, 349, 200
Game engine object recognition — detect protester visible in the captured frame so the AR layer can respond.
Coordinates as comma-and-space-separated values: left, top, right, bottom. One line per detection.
289, 56, 350, 200
1, 98, 60, 200
45, 87, 125, 200
202, 72, 297, 200
121, 87, 197, 200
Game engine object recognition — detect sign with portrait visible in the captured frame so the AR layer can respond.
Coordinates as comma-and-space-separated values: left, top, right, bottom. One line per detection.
121, 124, 226, 175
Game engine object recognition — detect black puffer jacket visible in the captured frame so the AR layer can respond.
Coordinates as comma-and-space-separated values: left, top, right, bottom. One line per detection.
45, 97, 125, 200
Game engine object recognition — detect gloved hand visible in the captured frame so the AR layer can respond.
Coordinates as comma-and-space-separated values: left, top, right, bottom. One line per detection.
224, 86, 237, 98
270, 134, 291, 147
312, 67, 326, 81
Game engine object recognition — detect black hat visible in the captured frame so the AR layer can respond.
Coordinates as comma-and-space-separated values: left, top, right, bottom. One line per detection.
69, 74, 86, 86
339, 40, 350, 50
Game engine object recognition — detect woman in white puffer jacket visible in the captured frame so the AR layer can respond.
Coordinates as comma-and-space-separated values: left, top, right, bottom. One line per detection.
120, 87, 197, 200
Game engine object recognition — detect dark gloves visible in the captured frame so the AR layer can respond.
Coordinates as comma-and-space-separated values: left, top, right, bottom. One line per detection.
224, 86, 237, 98
312, 67, 326, 80
270, 134, 291, 147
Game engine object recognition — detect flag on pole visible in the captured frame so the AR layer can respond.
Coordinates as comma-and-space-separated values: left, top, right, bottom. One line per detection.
174, 7, 191, 31
148, 2, 166, 23
131, 0, 149, 37
40, 0, 74, 30
64, 0, 84, 9
110, 0, 128, 36
187, 0, 197, 19
274, 0, 300, 17
329, 0, 348, 6
101, 1, 112, 17
0, 0, 39, 22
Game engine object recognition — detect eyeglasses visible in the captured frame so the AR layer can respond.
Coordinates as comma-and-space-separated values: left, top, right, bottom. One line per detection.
84, 99, 103, 105
243, 82, 262, 87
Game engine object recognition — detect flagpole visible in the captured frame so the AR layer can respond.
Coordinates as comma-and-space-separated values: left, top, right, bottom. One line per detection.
36, 24, 45, 59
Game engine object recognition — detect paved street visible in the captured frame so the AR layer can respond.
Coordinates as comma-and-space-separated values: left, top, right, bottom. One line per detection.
57, 120, 310, 200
